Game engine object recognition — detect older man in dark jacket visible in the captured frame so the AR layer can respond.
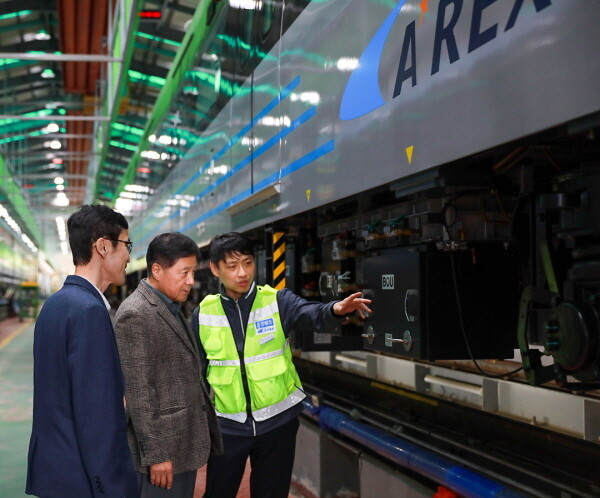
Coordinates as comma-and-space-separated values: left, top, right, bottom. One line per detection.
115, 232, 221, 498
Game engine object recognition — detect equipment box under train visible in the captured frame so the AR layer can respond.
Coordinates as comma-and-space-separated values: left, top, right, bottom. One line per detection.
361, 244, 519, 360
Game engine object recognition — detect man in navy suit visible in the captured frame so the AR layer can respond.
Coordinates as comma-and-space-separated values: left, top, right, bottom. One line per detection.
26, 205, 138, 498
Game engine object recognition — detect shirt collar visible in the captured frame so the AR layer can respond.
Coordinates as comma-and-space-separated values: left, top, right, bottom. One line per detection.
142, 279, 182, 316
77, 275, 111, 311
219, 281, 255, 301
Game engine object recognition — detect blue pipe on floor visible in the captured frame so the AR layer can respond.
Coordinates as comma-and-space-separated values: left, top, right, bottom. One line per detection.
302, 400, 525, 498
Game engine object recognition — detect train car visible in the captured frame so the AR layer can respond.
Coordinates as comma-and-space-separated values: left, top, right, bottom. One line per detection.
125, 1, 600, 496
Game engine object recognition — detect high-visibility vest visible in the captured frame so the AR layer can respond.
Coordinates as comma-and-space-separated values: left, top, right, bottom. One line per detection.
198, 285, 305, 423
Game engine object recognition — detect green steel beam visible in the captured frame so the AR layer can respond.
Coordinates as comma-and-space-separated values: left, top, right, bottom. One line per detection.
136, 31, 181, 47
0, 10, 32, 21
0, 155, 43, 249
102, 0, 216, 205
90, 0, 143, 203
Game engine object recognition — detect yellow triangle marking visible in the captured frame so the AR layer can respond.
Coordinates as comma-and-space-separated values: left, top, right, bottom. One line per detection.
306, 189, 311, 202
406, 146, 414, 164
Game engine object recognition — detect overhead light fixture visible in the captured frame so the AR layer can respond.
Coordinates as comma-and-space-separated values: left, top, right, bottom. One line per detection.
34, 30, 51, 40
53, 192, 69, 207
201, 53, 219, 62
49, 140, 61, 149
56, 217, 68, 254
46, 123, 60, 133
41, 68, 55, 79
54, 176, 64, 185
56, 184, 65, 191
226, 182, 281, 216
229, 0, 263, 9
125, 184, 154, 193
183, 86, 199, 96
141, 150, 160, 160
0, 203, 38, 253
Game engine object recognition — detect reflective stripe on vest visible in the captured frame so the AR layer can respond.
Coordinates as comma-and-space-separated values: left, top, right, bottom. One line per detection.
208, 340, 288, 367
198, 286, 305, 423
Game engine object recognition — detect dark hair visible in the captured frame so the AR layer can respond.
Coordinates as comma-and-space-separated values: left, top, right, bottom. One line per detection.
67, 205, 128, 266
146, 232, 200, 275
208, 232, 253, 264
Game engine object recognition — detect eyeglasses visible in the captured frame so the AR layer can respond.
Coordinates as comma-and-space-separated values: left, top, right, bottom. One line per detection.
104, 238, 133, 254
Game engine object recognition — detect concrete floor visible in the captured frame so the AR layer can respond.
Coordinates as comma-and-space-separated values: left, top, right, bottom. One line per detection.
0, 318, 303, 498
0, 317, 33, 497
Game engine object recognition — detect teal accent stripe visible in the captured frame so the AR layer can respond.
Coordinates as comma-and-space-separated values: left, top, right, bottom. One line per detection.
188, 106, 316, 205
136, 105, 317, 244
174, 75, 301, 196
132, 76, 302, 242
179, 140, 335, 233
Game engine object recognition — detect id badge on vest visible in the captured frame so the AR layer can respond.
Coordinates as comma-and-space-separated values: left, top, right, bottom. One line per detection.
255, 317, 276, 345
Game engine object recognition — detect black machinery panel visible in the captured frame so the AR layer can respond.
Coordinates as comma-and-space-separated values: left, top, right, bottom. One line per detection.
362, 244, 519, 360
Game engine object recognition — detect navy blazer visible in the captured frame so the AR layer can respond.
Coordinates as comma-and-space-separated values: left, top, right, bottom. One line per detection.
26, 275, 137, 498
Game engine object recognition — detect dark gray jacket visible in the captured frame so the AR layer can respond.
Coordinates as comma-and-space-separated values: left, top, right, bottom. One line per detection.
191, 282, 343, 437
115, 282, 222, 474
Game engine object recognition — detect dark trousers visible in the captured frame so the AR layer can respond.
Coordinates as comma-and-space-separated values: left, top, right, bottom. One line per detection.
203, 417, 300, 498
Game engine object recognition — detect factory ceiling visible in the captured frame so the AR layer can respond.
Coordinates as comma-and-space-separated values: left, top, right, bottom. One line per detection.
0, 0, 202, 267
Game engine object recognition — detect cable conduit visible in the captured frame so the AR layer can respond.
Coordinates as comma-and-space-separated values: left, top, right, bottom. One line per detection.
302, 399, 525, 498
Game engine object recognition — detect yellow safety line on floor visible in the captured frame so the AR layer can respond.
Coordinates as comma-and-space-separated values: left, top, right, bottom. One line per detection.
0, 321, 31, 350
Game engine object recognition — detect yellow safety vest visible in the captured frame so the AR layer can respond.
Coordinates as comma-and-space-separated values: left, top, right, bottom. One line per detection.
198, 285, 305, 423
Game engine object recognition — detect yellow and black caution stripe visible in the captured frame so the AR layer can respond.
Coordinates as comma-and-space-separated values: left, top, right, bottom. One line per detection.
272, 232, 286, 289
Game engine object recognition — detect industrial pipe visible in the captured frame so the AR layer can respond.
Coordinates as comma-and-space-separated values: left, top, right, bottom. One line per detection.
302, 400, 525, 498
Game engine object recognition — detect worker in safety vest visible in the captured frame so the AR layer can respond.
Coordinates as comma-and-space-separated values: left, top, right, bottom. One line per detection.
191, 232, 372, 498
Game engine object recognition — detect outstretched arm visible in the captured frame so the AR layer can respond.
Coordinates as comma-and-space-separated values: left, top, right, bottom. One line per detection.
278, 288, 373, 335
332, 291, 372, 319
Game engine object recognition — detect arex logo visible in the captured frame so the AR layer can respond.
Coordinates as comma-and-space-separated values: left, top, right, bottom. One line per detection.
339, 0, 552, 121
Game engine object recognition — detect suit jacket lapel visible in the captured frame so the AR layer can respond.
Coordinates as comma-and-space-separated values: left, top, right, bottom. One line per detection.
138, 284, 198, 358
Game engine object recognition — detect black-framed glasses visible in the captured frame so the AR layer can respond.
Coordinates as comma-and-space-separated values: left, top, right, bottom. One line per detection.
105, 238, 133, 254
